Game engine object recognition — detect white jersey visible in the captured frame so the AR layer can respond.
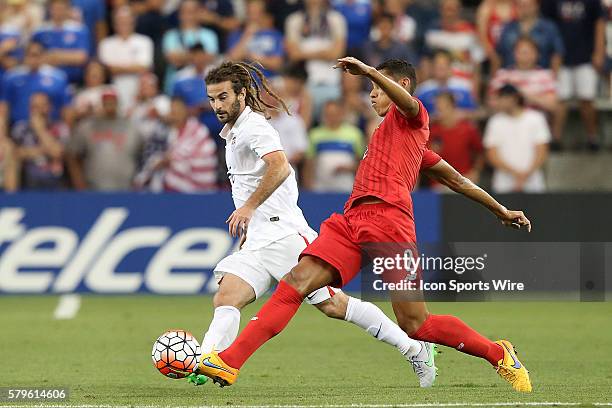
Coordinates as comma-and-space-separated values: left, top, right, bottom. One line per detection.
220, 106, 317, 250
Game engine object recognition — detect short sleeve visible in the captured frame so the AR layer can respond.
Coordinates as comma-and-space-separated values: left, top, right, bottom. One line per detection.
248, 124, 284, 159
162, 30, 180, 54
531, 111, 552, 144
483, 117, 502, 148
68, 122, 88, 155
75, 27, 91, 54
328, 11, 347, 41
420, 149, 442, 170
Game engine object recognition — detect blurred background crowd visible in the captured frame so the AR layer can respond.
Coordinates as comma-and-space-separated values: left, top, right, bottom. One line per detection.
0, 0, 611, 195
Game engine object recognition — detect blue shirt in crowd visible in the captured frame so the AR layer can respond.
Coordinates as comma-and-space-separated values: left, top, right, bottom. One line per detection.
332, 0, 372, 50
0, 65, 73, 124
497, 19, 564, 68
416, 78, 477, 116
541, 0, 605, 66
0, 27, 24, 77
32, 21, 91, 83
162, 28, 218, 94
71, 0, 106, 53
226, 29, 284, 77
172, 66, 222, 141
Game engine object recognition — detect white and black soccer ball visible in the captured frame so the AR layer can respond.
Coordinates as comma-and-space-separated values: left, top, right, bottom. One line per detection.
152, 329, 200, 379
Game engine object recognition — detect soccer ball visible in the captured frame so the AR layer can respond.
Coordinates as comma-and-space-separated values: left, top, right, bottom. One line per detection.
152, 329, 200, 379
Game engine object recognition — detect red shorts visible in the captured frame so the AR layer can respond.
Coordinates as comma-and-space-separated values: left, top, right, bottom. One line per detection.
300, 202, 417, 287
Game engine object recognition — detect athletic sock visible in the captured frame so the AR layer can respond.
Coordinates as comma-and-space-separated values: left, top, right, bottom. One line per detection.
201, 306, 241, 354
345, 296, 421, 358
219, 281, 304, 369
411, 314, 504, 365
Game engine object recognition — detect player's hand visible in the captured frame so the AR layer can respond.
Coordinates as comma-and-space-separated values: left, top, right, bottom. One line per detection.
334, 57, 373, 76
226, 205, 255, 237
498, 208, 531, 232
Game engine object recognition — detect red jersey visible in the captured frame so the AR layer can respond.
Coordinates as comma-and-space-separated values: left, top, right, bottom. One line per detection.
345, 100, 429, 217
430, 119, 482, 175
420, 148, 442, 170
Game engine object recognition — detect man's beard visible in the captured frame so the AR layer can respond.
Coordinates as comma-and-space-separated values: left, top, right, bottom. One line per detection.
217, 98, 242, 124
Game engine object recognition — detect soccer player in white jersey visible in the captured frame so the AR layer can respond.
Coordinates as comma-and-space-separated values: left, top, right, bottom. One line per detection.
186, 61, 437, 388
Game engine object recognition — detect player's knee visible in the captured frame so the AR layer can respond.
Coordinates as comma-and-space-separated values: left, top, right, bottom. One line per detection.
315, 296, 346, 320
282, 263, 313, 296
213, 290, 247, 309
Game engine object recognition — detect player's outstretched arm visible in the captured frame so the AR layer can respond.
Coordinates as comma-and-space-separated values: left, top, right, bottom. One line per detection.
226, 151, 291, 237
423, 159, 531, 231
334, 57, 420, 118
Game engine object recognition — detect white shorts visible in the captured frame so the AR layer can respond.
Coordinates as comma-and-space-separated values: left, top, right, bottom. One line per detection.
214, 233, 341, 304
558, 64, 598, 101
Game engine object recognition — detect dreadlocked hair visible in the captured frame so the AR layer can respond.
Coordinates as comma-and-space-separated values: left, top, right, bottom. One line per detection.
205, 61, 290, 119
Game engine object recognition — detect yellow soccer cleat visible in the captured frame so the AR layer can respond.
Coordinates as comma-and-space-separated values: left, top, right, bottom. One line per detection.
494, 340, 532, 392
195, 352, 239, 387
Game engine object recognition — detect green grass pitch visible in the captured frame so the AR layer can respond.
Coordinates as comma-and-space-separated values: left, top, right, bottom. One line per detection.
1, 296, 611, 406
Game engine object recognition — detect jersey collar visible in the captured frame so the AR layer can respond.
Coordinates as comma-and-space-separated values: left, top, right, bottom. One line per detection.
220, 105, 252, 140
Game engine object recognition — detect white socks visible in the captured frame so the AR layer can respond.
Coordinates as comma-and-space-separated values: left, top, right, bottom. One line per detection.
201, 305, 241, 354
344, 296, 421, 358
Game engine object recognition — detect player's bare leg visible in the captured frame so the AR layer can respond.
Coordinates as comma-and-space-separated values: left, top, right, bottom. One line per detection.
391, 299, 532, 392
315, 293, 437, 387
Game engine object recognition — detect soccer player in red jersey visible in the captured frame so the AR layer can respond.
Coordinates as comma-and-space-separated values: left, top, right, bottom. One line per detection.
196, 57, 533, 392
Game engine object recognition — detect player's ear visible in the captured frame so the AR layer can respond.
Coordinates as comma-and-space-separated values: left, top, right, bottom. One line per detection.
400, 77, 411, 90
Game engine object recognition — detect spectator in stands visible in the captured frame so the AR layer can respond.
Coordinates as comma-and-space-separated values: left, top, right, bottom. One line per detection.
541, 0, 605, 151
158, 98, 218, 192
73, 60, 112, 122
0, 24, 23, 77
172, 43, 220, 141
227, 0, 284, 78
476, 0, 517, 70
430, 92, 484, 184
0, 137, 18, 191
33, 0, 90, 84
332, 0, 372, 56
304, 100, 363, 192
11, 92, 69, 190
0, 0, 44, 39
99, 6, 153, 113
71, 0, 108, 52
424, 0, 484, 86
489, 37, 558, 116
341, 72, 374, 131
66, 89, 142, 191
415, 50, 478, 117
278, 63, 313, 129
132, 75, 172, 192
198, 0, 240, 52
364, 13, 419, 69
496, 0, 563, 71
135, 0, 169, 85
267, 0, 303, 34
0, 41, 73, 138
129, 73, 171, 178
163, 0, 218, 93
484, 84, 550, 193
372, 0, 417, 45
285, 0, 347, 117
268, 99, 308, 177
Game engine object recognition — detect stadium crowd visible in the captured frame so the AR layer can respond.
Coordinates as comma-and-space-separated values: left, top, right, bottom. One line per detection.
0, 0, 610, 194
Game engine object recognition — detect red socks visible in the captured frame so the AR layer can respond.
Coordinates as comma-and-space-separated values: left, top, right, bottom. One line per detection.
412, 314, 504, 365
220, 281, 304, 369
